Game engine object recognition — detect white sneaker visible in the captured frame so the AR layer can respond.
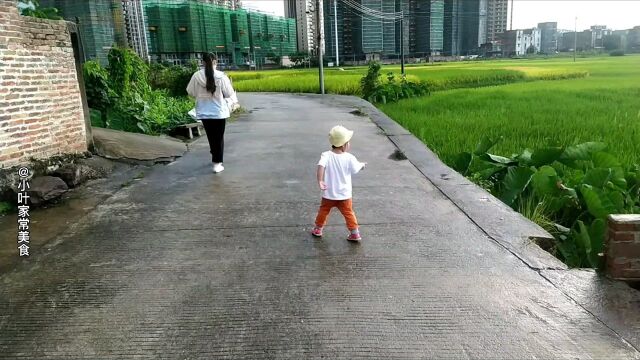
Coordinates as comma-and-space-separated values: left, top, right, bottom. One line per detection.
212, 163, 225, 173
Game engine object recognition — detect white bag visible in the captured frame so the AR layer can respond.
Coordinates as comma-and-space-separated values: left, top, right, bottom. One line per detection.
188, 108, 198, 120
226, 93, 240, 112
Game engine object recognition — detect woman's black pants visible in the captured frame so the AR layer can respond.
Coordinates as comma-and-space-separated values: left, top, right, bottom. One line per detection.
201, 119, 226, 163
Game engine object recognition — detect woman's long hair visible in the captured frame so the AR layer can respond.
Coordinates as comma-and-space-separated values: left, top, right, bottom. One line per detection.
203, 52, 217, 94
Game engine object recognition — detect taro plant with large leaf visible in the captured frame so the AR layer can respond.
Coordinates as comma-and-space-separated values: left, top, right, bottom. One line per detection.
453, 137, 640, 269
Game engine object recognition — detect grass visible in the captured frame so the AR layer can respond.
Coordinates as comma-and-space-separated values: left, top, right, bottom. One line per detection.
228, 55, 640, 169
378, 56, 640, 168
229, 61, 588, 95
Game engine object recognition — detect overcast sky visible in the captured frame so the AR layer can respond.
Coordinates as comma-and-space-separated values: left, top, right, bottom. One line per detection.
511, 0, 640, 31
243, 0, 640, 31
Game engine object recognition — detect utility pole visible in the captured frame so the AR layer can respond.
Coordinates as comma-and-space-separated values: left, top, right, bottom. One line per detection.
334, 0, 339, 67
400, 13, 405, 75
574, 17, 577, 62
316, 0, 325, 94
510, 0, 514, 30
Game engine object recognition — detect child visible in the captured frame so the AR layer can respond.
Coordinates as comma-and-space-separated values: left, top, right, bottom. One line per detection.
312, 125, 366, 241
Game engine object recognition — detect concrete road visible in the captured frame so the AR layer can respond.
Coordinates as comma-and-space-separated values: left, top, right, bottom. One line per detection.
1, 94, 638, 359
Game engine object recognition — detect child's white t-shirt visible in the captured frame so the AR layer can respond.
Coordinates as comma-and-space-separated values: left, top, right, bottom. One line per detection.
318, 151, 365, 200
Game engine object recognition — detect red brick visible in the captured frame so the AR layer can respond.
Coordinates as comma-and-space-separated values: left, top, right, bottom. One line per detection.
611, 232, 636, 243
608, 242, 640, 259
1, 4, 86, 168
611, 222, 638, 232
618, 268, 640, 280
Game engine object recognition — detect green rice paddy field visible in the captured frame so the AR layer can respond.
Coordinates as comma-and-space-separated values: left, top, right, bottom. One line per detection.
229, 56, 640, 168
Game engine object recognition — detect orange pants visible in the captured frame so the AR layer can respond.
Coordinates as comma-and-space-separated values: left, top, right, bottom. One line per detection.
314, 198, 359, 231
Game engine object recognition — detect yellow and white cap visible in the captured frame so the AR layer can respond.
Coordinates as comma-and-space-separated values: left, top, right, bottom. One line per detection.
328, 125, 354, 147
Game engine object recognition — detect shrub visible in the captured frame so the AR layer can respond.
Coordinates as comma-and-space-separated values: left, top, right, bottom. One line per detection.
149, 62, 198, 97
360, 61, 430, 103
83, 48, 195, 135
19, 0, 61, 20
609, 50, 625, 57
454, 138, 640, 269
360, 61, 382, 100
107, 47, 151, 96
83, 60, 113, 114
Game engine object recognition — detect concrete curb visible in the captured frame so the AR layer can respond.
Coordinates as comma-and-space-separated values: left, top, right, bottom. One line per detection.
326, 94, 566, 271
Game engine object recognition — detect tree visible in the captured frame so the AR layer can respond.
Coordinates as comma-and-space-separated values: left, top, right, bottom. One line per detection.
19, 0, 61, 20
526, 45, 537, 55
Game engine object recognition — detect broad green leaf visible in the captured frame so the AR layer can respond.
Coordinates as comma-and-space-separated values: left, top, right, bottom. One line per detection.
500, 167, 535, 208
478, 153, 516, 165
453, 152, 472, 174
611, 167, 628, 189
575, 220, 592, 255
517, 149, 533, 165
559, 142, 607, 167
530, 147, 565, 167
531, 165, 560, 197
583, 168, 612, 188
607, 191, 626, 212
477, 165, 507, 180
556, 236, 582, 268
580, 185, 617, 218
592, 152, 621, 169
588, 219, 606, 269
474, 136, 501, 156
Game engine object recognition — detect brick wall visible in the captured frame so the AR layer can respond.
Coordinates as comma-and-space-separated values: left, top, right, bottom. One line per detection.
606, 214, 640, 281
0, 0, 87, 168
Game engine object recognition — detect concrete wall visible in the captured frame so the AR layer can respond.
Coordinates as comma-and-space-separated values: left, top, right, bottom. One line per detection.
0, 0, 87, 168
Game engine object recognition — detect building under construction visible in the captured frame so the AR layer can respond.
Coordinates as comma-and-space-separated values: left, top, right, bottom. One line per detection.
40, 0, 129, 64
144, 0, 296, 66
41, 0, 294, 67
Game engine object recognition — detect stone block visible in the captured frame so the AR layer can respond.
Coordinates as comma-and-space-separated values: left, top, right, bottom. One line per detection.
52, 163, 99, 188
28, 176, 68, 205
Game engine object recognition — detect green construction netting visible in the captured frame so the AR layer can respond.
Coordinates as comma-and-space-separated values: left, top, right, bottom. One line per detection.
41, 0, 124, 65
144, 0, 296, 65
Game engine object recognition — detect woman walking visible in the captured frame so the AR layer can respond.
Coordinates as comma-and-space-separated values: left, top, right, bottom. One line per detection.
187, 53, 237, 173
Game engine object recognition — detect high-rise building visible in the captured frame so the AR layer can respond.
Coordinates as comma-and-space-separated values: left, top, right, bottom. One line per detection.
294, 0, 498, 60
322, 0, 447, 61
459, 0, 487, 55
284, 0, 297, 18
486, 0, 507, 43
408, 0, 444, 56
443, 0, 462, 55
198, 0, 241, 10
284, 0, 318, 54
122, 0, 149, 60
537, 22, 557, 54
